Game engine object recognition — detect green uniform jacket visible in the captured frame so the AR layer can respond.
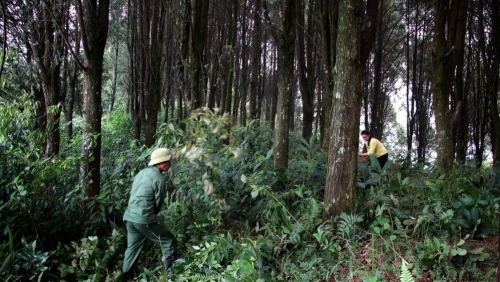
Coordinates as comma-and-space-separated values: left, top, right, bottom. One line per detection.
123, 166, 166, 224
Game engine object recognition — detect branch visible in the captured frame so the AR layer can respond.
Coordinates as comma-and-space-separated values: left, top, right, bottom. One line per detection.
42, 0, 86, 70
261, 0, 279, 43
75, 0, 90, 60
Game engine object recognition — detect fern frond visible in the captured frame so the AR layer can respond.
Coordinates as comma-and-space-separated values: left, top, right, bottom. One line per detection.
400, 260, 415, 282
336, 212, 363, 240
187, 273, 219, 281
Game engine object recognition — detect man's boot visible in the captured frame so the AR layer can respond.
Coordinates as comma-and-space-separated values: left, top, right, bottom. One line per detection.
165, 255, 175, 270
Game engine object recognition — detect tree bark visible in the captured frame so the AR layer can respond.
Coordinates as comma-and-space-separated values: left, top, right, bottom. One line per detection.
29, 0, 68, 157
431, 0, 467, 170
190, 0, 209, 110
264, 0, 297, 170
249, 0, 261, 120
324, 0, 364, 217
318, 0, 338, 150
137, 0, 165, 147
487, 0, 500, 165
297, 0, 316, 142
76, 0, 110, 210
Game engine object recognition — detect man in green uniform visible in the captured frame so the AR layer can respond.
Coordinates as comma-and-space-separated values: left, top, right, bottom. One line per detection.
358, 130, 389, 168
122, 148, 176, 279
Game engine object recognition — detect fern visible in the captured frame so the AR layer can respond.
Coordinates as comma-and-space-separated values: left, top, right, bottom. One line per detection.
400, 260, 415, 282
302, 198, 319, 231
336, 212, 363, 240
187, 273, 219, 281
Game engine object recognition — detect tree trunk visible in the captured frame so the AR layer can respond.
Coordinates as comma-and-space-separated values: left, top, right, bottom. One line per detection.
137, 0, 165, 147
488, 0, 500, 165
108, 37, 119, 113
76, 0, 110, 213
431, 0, 467, 170
64, 27, 80, 144
249, 0, 261, 120
297, 0, 315, 142
451, 0, 468, 163
369, 0, 385, 139
190, 0, 209, 110
318, 0, 338, 150
324, 0, 364, 217
29, 0, 67, 157
264, 0, 297, 170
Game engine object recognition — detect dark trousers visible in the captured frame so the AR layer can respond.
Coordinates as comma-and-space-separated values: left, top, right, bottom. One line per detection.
377, 153, 388, 169
122, 221, 175, 273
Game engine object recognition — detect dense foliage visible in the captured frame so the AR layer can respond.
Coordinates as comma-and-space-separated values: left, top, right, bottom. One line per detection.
0, 97, 498, 281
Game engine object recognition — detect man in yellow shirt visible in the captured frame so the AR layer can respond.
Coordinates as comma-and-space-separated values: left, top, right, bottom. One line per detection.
358, 130, 388, 168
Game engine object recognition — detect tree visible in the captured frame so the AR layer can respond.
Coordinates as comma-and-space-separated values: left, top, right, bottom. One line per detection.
324, 0, 378, 216
296, 0, 318, 142
189, 0, 209, 110
133, 0, 166, 147
249, 0, 262, 120
431, 0, 467, 170
20, 0, 68, 157
317, 0, 338, 150
75, 0, 110, 215
264, 0, 297, 170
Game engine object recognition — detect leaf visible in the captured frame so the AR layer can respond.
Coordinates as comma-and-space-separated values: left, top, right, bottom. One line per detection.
468, 247, 484, 255
240, 174, 247, 183
459, 195, 475, 207
400, 259, 415, 282
266, 148, 273, 159
402, 219, 415, 226
251, 190, 259, 198
402, 177, 410, 186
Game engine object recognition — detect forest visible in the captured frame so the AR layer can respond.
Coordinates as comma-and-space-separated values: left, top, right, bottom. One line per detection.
0, 0, 499, 281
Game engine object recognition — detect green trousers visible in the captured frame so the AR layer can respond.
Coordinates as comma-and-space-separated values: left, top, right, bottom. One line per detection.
122, 221, 175, 273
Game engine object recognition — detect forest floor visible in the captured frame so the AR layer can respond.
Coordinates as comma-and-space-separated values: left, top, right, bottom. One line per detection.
328, 235, 498, 282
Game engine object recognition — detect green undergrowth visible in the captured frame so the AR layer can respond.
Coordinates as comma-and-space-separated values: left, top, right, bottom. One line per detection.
0, 100, 498, 281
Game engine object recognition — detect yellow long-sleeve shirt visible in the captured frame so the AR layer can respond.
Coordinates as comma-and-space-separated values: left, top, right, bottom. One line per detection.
365, 138, 388, 158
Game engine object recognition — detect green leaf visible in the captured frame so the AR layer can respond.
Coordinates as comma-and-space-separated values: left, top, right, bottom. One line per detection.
251, 190, 259, 198
402, 177, 410, 186
459, 195, 475, 207
451, 201, 462, 209
468, 247, 484, 255
266, 148, 273, 159
240, 174, 247, 183
402, 219, 415, 226
470, 207, 479, 222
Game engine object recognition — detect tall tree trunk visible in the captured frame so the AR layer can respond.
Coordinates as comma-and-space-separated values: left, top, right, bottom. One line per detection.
127, 0, 141, 140
76, 0, 110, 215
190, 0, 209, 110
431, 0, 467, 170
138, 0, 165, 147
369, 0, 385, 139
264, 0, 297, 170
64, 23, 80, 143
29, 0, 67, 157
451, 0, 468, 163
109, 38, 119, 113
323, 0, 367, 217
318, 0, 338, 150
488, 0, 500, 165
322, 0, 378, 216
297, 0, 315, 142
249, 0, 261, 120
